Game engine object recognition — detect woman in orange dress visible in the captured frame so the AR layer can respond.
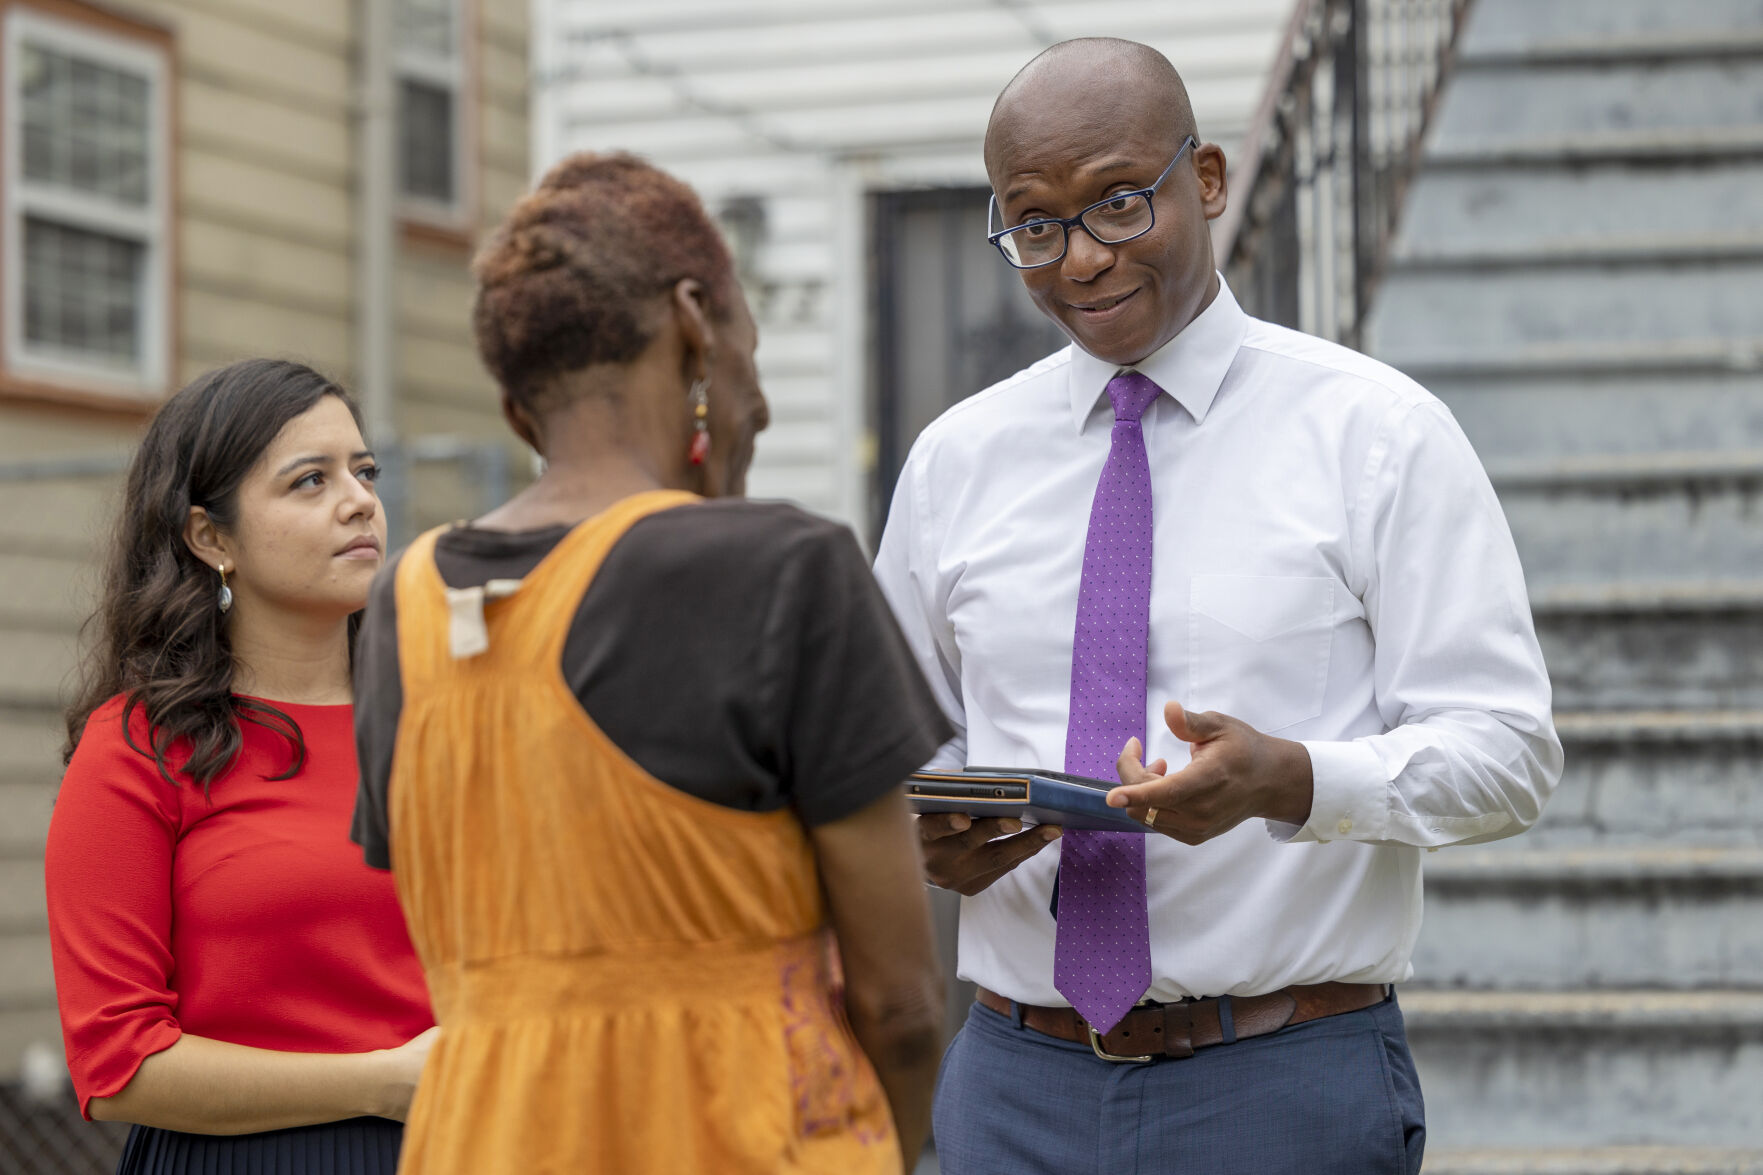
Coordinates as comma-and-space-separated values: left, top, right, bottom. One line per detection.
349, 153, 949, 1174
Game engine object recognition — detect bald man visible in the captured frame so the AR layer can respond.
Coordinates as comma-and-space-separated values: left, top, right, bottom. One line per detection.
873, 39, 1560, 1174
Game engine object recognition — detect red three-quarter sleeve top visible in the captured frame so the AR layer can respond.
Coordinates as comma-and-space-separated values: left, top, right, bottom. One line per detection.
44, 695, 433, 1118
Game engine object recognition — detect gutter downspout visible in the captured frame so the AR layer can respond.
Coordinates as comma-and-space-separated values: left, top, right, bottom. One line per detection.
356, 0, 400, 533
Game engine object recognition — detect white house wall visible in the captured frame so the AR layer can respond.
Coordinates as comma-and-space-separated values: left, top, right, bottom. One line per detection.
534, 0, 1293, 537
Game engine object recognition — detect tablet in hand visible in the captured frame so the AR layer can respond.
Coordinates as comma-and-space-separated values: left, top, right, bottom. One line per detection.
906, 767, 1148, 833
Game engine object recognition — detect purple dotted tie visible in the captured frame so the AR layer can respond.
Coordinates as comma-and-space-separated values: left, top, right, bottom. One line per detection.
1052, 370, 1159, 1035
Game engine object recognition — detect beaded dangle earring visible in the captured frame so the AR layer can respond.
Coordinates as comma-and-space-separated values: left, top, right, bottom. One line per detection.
687, 378, 711, 466
216, 563, 233, 614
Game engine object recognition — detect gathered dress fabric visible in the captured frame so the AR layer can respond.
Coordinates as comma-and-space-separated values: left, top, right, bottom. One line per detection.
385, 490, 900, 1175
44, 696, 433, 1173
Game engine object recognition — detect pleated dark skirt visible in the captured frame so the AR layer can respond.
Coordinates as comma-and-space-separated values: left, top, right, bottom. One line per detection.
115, 1116, 403, 1175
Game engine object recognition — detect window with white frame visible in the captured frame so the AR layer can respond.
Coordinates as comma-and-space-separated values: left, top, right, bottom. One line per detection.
394, 0, 468, 224
2, 5, 169, 398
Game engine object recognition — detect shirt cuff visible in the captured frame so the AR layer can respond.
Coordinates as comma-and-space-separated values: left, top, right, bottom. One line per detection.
1266, 739, 1390, 844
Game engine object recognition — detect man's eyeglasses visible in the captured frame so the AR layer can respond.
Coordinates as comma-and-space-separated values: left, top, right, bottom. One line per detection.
986, 136, 1198, 270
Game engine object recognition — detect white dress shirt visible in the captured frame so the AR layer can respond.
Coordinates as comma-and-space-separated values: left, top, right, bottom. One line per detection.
873, 278, 1563, 1005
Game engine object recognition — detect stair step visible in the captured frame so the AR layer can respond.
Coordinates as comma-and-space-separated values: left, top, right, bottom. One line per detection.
1367, 261, 1763, 366
1402, 990, 1763, 1147
1480, 456, 1763, 589
1534, 582, 1763, 696
1425, 126, 1763, 168
1488, 449, 1763, 491
1557, 708, 1763, 743
1414, 848, 1763, 989
1528, 711, 1763, 848
1431, 58, 1763, 151
1425, 844, 1763, 884
1395, 162, 1763, 260
1431, 369, 1763, 461
1533, 581, 1763, 612
1423, 1147, 1763, 1175
1461, 31, 1763, 66
1531, 586, 1763, 711
1402, 988, 1763, 1029
1457, 0, 1763, 59
1392, 232, 1763, 270
1390, 336, 1763, 382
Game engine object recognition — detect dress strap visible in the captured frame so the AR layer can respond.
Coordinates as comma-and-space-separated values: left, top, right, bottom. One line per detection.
396, 491, 699, 684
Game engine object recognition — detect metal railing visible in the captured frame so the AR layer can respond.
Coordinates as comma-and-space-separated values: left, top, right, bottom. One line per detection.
1217, 0, 1475, 348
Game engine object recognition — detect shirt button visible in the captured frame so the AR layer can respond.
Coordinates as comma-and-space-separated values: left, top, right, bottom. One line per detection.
1337, 818, 1353, 835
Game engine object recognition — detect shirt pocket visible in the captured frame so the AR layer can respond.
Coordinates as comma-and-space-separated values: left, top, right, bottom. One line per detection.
1188, 574, 1335, 733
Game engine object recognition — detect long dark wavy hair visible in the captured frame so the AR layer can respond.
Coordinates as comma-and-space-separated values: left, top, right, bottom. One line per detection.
64, 359, 368, 788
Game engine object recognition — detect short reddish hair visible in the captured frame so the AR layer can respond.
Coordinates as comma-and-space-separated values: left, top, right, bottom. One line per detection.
471, 152, 736, 410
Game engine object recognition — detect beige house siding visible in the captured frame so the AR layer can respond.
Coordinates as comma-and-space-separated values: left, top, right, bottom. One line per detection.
0, 0, 530, 1081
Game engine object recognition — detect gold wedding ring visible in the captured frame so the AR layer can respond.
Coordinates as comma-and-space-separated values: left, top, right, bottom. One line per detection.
1141, 807, 1159, 828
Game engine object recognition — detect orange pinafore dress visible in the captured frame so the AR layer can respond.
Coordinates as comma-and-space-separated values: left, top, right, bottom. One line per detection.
386, 491, 899, 1175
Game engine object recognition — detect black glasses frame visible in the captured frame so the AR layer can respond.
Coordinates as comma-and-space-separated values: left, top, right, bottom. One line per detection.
986, 136, 1199, 270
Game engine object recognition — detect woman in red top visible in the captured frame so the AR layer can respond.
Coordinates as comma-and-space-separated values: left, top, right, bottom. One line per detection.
45, 359, 435, 1175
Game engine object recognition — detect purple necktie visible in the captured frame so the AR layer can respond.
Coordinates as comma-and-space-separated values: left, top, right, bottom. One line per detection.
1053, 370, 1160, 1034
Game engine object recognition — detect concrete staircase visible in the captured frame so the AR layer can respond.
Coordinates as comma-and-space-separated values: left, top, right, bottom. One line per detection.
1362, 0, 1763, 1169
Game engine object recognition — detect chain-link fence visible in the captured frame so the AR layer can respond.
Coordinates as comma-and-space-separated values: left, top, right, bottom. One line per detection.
0, 1082, 128, 1174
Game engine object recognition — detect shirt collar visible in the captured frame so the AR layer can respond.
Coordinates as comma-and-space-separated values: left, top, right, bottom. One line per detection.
1065, 275, 1250, 434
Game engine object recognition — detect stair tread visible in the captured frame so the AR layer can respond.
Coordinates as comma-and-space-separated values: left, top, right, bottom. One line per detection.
1460, 29, 1763, 65
1554, 710, 1763, 740
1485, 447, 1763, 488
1382, 335, 1763, 378
1531, 580, 1763, 614
1401, 989, 1763, 1027
1424, 1146, 1763, 1175
1424, 844, 1763, 881
1391, 231, 1763, 268
1428, 125, 1763, 165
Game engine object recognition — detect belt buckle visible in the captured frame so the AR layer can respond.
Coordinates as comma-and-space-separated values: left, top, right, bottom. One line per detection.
1086, 1023, 1155, 1064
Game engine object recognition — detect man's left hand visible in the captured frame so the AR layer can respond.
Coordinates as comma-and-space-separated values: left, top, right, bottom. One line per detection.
1106, 701, 1315, 843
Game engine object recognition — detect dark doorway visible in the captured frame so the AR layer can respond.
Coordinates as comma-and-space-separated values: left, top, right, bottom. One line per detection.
869, 187, 1069, 537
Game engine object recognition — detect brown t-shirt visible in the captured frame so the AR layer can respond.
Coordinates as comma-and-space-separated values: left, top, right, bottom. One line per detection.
350, 499, 953, 869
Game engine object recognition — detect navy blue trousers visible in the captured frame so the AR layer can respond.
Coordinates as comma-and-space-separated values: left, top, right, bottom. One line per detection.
932, 992, 1425, 1175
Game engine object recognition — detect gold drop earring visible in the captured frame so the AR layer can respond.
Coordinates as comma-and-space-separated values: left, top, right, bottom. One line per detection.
216, 563, 232, 614
688, 378, 711, 466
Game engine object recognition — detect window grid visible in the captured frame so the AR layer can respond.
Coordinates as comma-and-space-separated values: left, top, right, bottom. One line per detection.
3, 6, 168, 398
20, 41, 151, 205
23, 215, 144, 364
399, 78, 456, 205
393, 0, 467, 222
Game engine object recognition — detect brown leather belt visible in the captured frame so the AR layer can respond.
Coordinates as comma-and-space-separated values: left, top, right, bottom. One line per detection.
976, 981, 1389, 1063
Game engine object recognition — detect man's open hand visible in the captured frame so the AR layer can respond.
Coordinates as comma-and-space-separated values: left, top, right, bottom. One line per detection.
1106, 701, 1315, 843
916, 813, 1061, 896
